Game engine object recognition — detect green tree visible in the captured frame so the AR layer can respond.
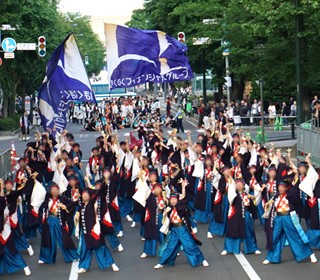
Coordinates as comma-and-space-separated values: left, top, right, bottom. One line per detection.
66, 13, 105, 77
0, 2, 105, 118
0, 0, 67, 117
126, 0, 320, 115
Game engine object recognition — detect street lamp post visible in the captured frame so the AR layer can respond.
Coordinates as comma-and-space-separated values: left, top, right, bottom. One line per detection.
259, 80, 265, 144
225, 54, 231, 105
202, 48, 207, 102
295, 0, 302, 125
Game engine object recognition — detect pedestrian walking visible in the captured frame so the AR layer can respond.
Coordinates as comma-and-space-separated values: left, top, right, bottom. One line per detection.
173, 105, 185, 133
20, 111, 30, 141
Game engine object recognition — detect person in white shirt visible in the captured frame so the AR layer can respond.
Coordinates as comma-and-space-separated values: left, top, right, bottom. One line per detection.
268, 103, 276, 125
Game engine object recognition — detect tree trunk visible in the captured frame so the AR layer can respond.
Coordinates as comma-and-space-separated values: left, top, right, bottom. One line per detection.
2, 95, 8, 118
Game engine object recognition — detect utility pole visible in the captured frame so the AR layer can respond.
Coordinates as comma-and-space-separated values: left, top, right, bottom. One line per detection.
225, 55, 231, 105
295, 0, 302, 125
259, 80, 265, 144
202, 48, 207, 102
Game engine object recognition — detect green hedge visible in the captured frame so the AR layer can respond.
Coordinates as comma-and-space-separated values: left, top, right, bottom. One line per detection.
0, 115, 21, 131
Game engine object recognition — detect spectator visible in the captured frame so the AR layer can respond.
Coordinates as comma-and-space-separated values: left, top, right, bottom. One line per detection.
311, 96, 318, 110
233, 102, 241, 126
268, 102, 276, 125
20, 111, 30, 141
240, 101, 249, 126
290, 101, 297, 116
281, 102, 290, 125
192, 96, 199, 115
312, 100, 320, 128
251, 99, 259, 125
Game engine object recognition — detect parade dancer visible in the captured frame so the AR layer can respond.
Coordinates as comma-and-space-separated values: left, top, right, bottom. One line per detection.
118, 139, 135, 222
298, 156, 320, 248
263, 180, 317, 264
208, 166, 231, 237
4, 180, 34, 256
101, 169, 124, 238
194, 157, 216, 224
75, 190, 119, 273
154, 181, 209, 269
38, 185, 79, 264
221, 178, 261, 255
140, 179, 167, 258
131, 155, 148, 230
85, 174, 124, 252
0, 179, 31, 276
86, 147, 101, 185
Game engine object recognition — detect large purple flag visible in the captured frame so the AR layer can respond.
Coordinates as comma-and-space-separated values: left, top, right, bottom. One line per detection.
38, 33, 96, 135
105, 24, 193, 89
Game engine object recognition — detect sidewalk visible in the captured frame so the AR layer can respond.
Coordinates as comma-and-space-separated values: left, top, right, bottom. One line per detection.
159, 96, 297, 146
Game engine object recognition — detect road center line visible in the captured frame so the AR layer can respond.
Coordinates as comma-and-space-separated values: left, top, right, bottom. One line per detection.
234, 252, 261, 280
69, 261, 79, 280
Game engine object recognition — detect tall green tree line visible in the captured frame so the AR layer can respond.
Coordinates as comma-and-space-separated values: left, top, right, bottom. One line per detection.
128, 0, 320, 117
0, 0, 105, 118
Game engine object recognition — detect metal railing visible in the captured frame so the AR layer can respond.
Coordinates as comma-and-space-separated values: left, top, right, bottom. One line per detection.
0, 149, 13, 180
297, 119, 320, 166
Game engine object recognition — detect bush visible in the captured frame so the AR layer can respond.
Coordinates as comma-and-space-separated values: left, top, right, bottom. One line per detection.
0, 115, 21, 131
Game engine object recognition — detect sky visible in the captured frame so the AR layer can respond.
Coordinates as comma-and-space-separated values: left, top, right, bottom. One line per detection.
59, 0, 143, 18
59, 0, 144, 43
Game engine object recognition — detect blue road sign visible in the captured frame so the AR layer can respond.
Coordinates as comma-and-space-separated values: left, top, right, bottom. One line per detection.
1, 37, 17, 53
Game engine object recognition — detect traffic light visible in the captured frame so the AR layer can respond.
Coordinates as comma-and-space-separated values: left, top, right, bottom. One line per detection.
84, 55, 89, 65
224, 77, 232, 88
177, 32, 185, 43
38, 36, 46, 57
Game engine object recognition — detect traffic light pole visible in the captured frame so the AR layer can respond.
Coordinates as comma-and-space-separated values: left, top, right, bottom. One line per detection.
295, 0, 302, 125
225, 54, 231, 105
259, 80, 265, 144
202, 48, 207, 103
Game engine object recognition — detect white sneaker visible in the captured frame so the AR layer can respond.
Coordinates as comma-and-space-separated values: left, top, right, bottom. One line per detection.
118, 244, 124, 252
38, 260, 44, 264
207, 232, 213, 239
131, 221, 136, 228
310, 253, 318, 263
112, 263, 120, 272
24, 266, 31, 276
117, 231, 123, 238
220, 250, 228, 256
27, 245, 34, 256
141, 237, 145, 241
192, 227, 198, 234
262, 260, 270, 265
77, 268, 86, 274
202, 260, 209, 267
126, 215, 133, 222
154, 264, 164, 269
255, 250, 261, 255
140, 252, 147, 258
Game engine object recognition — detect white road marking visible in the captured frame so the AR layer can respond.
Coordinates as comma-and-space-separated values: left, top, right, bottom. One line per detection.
68, 261, 79, 280
234, 252, 261, 280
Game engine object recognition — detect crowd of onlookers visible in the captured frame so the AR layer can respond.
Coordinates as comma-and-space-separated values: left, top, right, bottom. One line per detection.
68, 97, 164, 131
172, 92, 298, 127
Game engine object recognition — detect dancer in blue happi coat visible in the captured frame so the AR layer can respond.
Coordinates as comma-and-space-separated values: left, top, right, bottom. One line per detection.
263, 180, 317, 264
75, 190, 119, 274
0, 179, 31, 276
154, 181, 209, 269
38, 185, 79, 264
221, 178, 261, 255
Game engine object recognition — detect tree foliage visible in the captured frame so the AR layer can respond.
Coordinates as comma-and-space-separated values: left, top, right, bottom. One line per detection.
0, 0, 105, 117
127, 0, 320, 107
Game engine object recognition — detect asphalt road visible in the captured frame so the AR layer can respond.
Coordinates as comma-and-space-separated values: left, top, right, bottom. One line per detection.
0, 118, 315, 280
